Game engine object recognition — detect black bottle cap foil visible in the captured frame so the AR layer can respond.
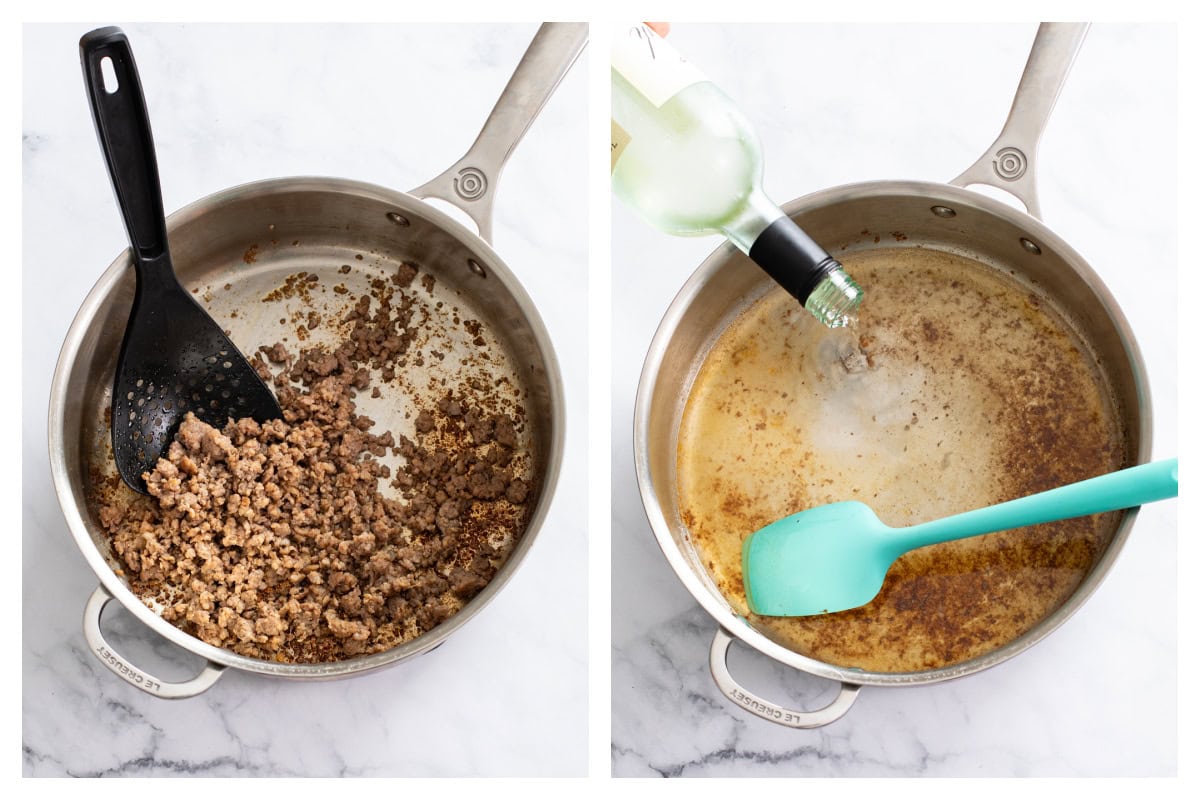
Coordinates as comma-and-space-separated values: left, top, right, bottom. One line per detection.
747, 216, 839, 304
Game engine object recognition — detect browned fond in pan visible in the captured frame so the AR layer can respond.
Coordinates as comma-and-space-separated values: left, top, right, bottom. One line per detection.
678, 245, 1126, 673
634, 24, 1151, 728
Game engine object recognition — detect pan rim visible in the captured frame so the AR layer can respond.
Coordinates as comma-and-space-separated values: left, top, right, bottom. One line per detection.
49, 175, 566, 678
633, 177, 1152, 687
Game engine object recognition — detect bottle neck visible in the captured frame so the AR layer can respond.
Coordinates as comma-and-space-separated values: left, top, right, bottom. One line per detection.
739, 206, 863, 328
719, 189, 785, 254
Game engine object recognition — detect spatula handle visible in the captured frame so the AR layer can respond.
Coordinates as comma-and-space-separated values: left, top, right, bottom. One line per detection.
80, 27, 169, 267
899, 458, 1178, 552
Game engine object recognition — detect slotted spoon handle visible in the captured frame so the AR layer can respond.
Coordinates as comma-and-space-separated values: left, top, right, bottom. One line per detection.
81, 26, 170, 271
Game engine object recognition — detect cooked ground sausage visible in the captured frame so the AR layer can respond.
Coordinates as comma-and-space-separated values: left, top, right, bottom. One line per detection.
97, 268, 535, 663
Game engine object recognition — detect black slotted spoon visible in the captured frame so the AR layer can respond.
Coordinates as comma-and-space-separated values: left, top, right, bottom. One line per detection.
81, 27, 282, 494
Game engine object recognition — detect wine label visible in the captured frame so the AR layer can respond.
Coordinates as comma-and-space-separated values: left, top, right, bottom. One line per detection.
611, 120, 631, 171
611, 24, 706, 108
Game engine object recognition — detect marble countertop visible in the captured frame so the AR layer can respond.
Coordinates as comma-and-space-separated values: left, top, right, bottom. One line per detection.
611, 23, 1178, 777
23, 22, 587, 777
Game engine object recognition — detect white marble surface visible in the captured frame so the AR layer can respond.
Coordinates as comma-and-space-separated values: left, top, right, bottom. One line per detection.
611, 23, 1178, 777
23, 23, 587, 776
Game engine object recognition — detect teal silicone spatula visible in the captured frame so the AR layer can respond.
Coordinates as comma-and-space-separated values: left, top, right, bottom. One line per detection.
742, 458, 1178, 617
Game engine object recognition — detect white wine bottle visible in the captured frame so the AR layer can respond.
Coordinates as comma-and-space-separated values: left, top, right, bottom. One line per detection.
612, 24, 862, 328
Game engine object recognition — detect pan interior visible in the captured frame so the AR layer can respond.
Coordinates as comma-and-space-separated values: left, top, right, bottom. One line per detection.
648, 185, 1142, 678
62, 179, 558, 668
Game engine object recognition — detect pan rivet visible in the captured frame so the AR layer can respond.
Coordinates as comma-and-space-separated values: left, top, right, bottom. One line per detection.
1020, 237, 1042, 255
386, 212, 411, 227
931, 206, 956, 218
468, 259, 487, 278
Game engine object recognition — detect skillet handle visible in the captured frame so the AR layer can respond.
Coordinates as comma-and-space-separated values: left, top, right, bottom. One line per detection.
410, 22, 588, 244
949, 22, 1089, 220
83, 585, 226, 699
709, 627, 861, 729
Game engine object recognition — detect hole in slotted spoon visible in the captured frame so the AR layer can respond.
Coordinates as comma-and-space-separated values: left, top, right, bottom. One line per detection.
100, 56, 119, 94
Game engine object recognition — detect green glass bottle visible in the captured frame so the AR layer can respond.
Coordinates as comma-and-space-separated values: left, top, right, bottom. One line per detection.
612, 24, 862, 328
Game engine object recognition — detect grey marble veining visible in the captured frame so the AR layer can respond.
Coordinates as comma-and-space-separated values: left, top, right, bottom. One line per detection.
611, 23, 1177, 778
24, 22, 587, 778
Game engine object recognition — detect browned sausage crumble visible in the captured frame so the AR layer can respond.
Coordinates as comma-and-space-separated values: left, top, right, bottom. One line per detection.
96, 266, 534, 664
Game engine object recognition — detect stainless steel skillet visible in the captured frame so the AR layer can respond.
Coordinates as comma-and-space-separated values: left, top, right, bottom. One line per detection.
634, 23, 1151, 728
49, 22, 587, 698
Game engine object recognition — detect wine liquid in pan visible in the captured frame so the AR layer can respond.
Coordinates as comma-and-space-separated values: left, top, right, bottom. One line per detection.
677, 247, 1127, 673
